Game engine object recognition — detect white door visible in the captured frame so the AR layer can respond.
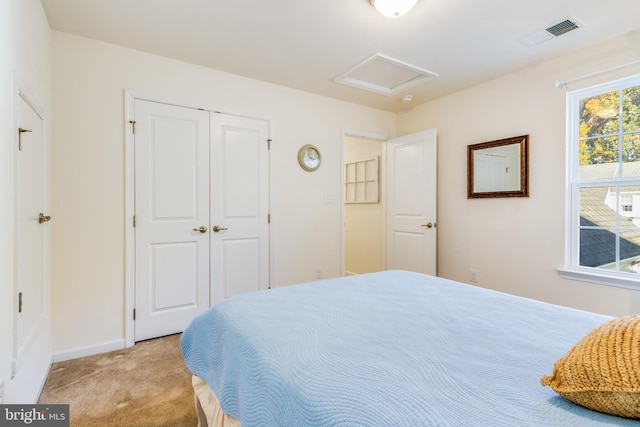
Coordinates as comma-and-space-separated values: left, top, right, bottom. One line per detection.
134, 100, 210, 341
210, 113, 270, 305
15, 93, 47, 366
386, 129, 437, 275
475, 152, 508, 192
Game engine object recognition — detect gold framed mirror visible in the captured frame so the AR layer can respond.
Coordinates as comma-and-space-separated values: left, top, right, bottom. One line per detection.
467, 135, 529, 199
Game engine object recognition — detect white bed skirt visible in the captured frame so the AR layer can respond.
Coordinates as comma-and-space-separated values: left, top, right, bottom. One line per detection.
192, 375, 241, 427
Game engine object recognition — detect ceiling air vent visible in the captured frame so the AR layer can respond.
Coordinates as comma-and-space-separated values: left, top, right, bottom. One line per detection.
545, 19, 580, 37
518, 16, 583, 47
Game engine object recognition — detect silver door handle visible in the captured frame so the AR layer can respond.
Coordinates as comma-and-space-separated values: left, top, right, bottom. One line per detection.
193, 226, 207, 233
212, 225, 228, 232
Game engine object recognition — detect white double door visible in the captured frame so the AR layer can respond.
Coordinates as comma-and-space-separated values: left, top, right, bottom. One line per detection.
134, 100, 269, 341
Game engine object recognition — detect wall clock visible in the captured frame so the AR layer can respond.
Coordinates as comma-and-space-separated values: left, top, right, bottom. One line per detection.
298, 144, 321, 172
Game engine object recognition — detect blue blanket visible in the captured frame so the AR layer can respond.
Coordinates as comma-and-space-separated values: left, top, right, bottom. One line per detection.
181, 270, 638, 426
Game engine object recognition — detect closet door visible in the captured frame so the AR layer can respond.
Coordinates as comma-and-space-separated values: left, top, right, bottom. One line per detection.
134, 100, 210, 341
15, 93, 46, 366
131, 100, 270, 342
10, 87, 54, 404
210, 113, 270, 305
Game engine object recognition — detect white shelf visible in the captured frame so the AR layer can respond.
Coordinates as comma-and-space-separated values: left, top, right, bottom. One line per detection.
345, 156, 379, 204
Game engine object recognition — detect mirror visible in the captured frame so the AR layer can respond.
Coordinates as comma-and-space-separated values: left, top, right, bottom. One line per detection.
467, 135, 529, 198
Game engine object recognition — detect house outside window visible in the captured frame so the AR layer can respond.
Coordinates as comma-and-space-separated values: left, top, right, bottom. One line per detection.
619, 194, 633, 213
561, 74, 640, 288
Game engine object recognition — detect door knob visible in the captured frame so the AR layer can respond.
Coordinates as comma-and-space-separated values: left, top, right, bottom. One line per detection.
212, 225, 228, 232
38, 213, 51, 224
421, 222, 434, 229
193, 226, 207, 233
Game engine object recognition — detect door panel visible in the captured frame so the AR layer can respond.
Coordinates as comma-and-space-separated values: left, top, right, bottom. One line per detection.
134, 100, 210, 341
392, 232, 424, 271
16, 94, 45, 360
386, 129, 437, 275
152, 118, 200, 218
222, 238, 260, 298
475, 153, 508, 192
151, 242, 198, 308
210, 113, 269, 304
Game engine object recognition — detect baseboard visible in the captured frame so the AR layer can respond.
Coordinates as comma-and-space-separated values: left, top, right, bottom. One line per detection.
53, 339, 125, 363
344, 270, 358, 276
6, 326, 52, 404
34, 356, 52, 403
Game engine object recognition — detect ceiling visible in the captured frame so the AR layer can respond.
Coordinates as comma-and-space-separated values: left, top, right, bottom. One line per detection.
40, 0, 640, 113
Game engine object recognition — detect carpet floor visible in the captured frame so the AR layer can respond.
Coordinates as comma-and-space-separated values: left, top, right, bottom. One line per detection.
38, 334, 198, 427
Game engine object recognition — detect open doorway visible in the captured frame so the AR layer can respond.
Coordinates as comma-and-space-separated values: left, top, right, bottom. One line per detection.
342, 129, 438, 277
343, 135, 385, 275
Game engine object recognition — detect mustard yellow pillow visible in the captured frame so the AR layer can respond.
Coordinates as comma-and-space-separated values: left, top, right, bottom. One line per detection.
541, 315, 640, 418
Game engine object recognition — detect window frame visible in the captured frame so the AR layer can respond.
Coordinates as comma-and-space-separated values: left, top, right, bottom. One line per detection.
558, 74, 640, 290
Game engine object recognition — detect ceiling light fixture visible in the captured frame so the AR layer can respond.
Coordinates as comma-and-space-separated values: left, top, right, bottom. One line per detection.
369, 0, 420, 18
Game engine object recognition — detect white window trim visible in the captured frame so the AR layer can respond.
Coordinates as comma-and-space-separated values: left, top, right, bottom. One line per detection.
557, 268, 640, 290
560, 73, 640, 289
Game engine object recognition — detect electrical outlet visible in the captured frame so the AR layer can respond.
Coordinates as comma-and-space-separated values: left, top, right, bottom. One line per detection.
470, 269, 478, 283
0, 377, 5, 404
316, 267, 323, 279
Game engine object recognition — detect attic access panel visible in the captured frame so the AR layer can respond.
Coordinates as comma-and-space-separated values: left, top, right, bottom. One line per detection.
335, 53, 438, 96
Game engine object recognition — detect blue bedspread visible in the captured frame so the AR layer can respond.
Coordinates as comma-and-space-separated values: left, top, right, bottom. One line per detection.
181, 270, 639, 426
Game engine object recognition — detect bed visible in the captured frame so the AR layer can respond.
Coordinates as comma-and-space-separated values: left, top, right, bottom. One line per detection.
181, 270, 640, 426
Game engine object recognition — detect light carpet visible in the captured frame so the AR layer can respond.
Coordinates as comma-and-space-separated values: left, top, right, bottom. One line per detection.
38, 334, 198, 427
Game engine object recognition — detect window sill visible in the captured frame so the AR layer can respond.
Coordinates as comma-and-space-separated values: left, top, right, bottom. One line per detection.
557, 268, 640, 291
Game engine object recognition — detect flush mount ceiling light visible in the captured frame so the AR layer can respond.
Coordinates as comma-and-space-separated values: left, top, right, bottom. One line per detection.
369, 0, 420, 18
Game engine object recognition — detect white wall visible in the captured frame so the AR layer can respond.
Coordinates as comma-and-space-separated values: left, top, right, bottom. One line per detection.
344, 136, 384, 274
50, 32, 396, 355
0, 0, 52, 403
0, 0, 16, 398
397, 31, 640, 317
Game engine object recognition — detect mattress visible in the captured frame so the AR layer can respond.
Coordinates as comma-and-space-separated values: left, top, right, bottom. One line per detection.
181, 270, 639, 426
192, 375, 240, 427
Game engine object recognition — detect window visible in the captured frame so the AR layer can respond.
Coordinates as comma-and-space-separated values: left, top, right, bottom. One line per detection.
620, 194, 633, 212
562, 74, 640, 288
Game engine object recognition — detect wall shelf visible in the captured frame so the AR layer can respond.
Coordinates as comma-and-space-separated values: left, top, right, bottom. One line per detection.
345, 156, 379, 204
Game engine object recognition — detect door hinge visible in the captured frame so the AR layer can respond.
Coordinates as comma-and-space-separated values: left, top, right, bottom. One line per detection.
18, 128, 32, 151
267, 214, 271, 224
267, 138, 272, 150
133, 309, 136, 320
133, 216, 136, 227
18, 292, 23, 313
129, 120, 136, 134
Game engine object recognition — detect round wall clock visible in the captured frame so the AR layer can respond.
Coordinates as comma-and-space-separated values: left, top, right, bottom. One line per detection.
298, 144, 321, 172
